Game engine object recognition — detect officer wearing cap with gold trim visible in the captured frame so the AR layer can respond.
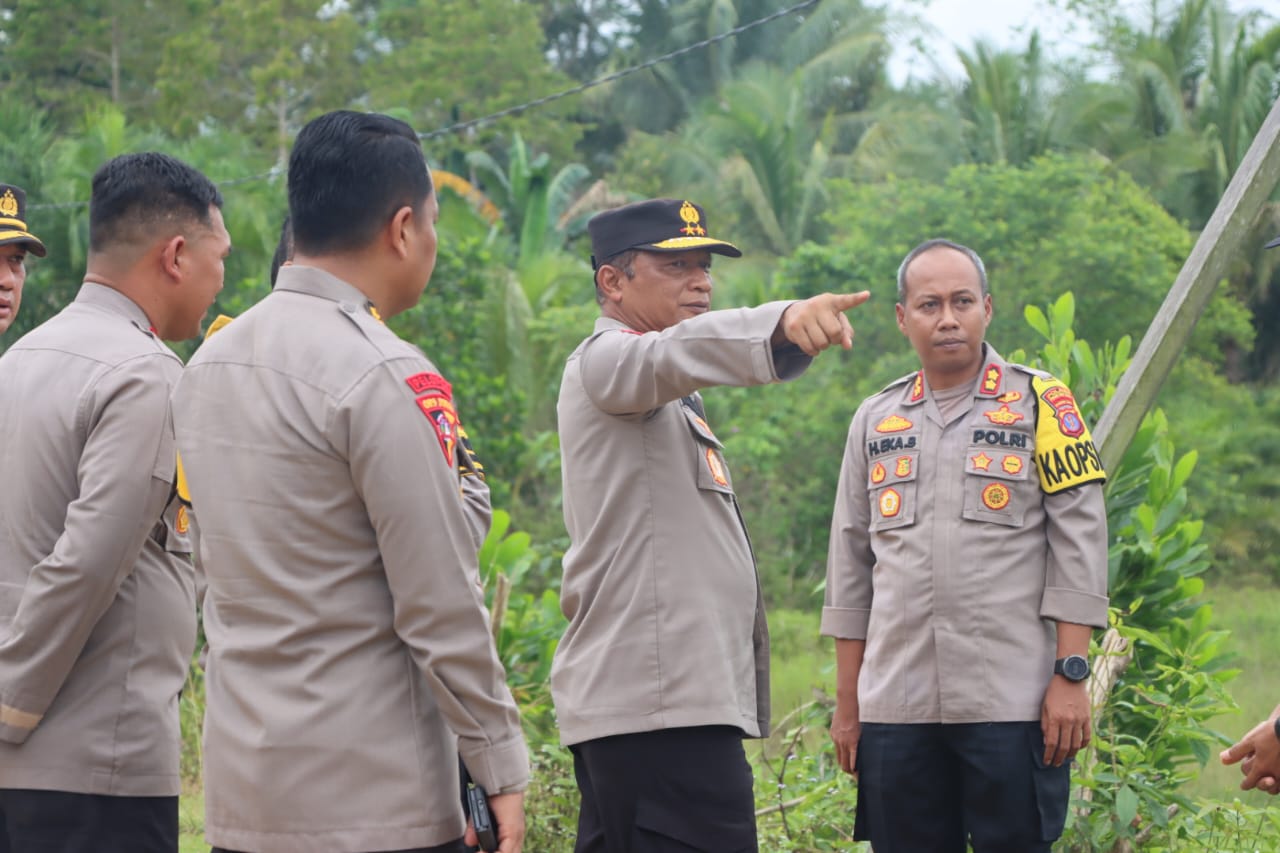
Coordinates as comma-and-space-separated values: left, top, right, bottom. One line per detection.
554, 197, 870, 851
0, 183, 46, 337
1220, 231, 1280, 798
822, 239, 1109, 852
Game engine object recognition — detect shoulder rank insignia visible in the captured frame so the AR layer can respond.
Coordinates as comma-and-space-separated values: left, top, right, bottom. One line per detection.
909, 372, 924, 402
1031, 376, 1106, 494
983, 405, 1024, 426
979, 364, 1002, 395
875, 414, 913, 433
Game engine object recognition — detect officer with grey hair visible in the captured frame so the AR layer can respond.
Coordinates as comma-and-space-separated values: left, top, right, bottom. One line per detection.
555, 197, 871, 851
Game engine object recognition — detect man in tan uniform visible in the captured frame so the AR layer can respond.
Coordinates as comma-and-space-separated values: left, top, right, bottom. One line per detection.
555, 197, 870, 852
0, 153, 229, 852
254, 212, 492, 552
823, 239, 1109, 852
173, 110, 528, 853
0, 182, 47, 337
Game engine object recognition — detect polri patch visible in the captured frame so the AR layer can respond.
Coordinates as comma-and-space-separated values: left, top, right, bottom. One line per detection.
871, 462, 887, 484
971, 452, 993, 471
1002, 455, 1024, 475
1039, 383, 1085, 438
879, 488, 901, 518
895, 456, 912, 478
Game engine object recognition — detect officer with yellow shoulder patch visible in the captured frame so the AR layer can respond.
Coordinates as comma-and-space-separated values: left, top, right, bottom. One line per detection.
822, 239, 1108, 853
555, 197, 871, 852
172, 111, 527, 853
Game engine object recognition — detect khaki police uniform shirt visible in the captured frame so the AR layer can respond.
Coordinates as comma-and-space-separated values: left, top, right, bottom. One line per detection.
822, 346, 1109, 723
0, 283, 195, 796
172, 266, 527, 853
553, 305, 810, 746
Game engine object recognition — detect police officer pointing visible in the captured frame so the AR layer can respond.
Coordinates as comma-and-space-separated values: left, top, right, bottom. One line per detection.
554, 198, 870, 851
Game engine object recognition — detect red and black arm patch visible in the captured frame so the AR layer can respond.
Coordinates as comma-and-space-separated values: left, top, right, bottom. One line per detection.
405, 372, 459, 468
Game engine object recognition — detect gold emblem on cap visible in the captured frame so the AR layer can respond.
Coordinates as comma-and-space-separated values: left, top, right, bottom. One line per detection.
678, 200, 706, 237
0, 190, 17, 219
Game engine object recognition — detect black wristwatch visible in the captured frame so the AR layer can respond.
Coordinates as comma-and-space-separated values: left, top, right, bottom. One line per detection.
1053, 655, 1090, 683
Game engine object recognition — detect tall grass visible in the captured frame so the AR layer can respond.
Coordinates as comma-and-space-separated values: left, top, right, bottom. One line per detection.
1187, 581, 1280, 806
176, 590, 1280, 850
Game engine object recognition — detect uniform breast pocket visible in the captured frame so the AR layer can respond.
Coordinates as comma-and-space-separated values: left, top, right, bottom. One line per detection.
961, 449, 1032, 527
867, 450, 918, 531
681, 403, 734, 496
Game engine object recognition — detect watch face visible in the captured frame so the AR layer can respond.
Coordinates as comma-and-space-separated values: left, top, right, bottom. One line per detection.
1062, 655, 1089, 681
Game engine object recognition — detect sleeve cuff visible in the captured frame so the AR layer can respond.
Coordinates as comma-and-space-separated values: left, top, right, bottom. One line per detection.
459, 735, 531, 795
1040, 587, 1109, 629
820, 606, 870, 639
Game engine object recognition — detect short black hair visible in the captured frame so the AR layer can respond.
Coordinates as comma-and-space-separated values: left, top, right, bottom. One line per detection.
269, 214, 293, 287
287, 110, 433, 255
89, 152, 223, 252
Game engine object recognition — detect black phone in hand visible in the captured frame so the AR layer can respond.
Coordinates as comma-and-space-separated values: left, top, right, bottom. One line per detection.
466, 782, 498, 852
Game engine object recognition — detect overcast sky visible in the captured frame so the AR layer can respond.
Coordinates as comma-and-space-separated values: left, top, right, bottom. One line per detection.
884, 0, 1279, 84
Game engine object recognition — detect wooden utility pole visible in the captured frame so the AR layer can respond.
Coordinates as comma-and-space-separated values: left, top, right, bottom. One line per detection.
1094, 96, 1280, 470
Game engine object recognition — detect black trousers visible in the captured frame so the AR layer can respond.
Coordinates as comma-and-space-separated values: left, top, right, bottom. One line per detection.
0, 789, 177, 853
571, 725, 757, 853
213, 843, 466, 853
854, 721, 1070, 853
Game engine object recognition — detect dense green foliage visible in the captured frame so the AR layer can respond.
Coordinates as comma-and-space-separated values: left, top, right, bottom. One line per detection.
6, 0, 1280, 848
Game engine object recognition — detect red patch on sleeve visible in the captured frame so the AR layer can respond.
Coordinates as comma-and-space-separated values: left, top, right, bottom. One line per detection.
415, 392, 459, 467
405, 372, 451, 396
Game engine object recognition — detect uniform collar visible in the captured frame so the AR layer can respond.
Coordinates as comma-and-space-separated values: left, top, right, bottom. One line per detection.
594, 315, 634, 334
75, 281, 157, 336
900, 343, 1007, 406
274, 265, 381, 317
